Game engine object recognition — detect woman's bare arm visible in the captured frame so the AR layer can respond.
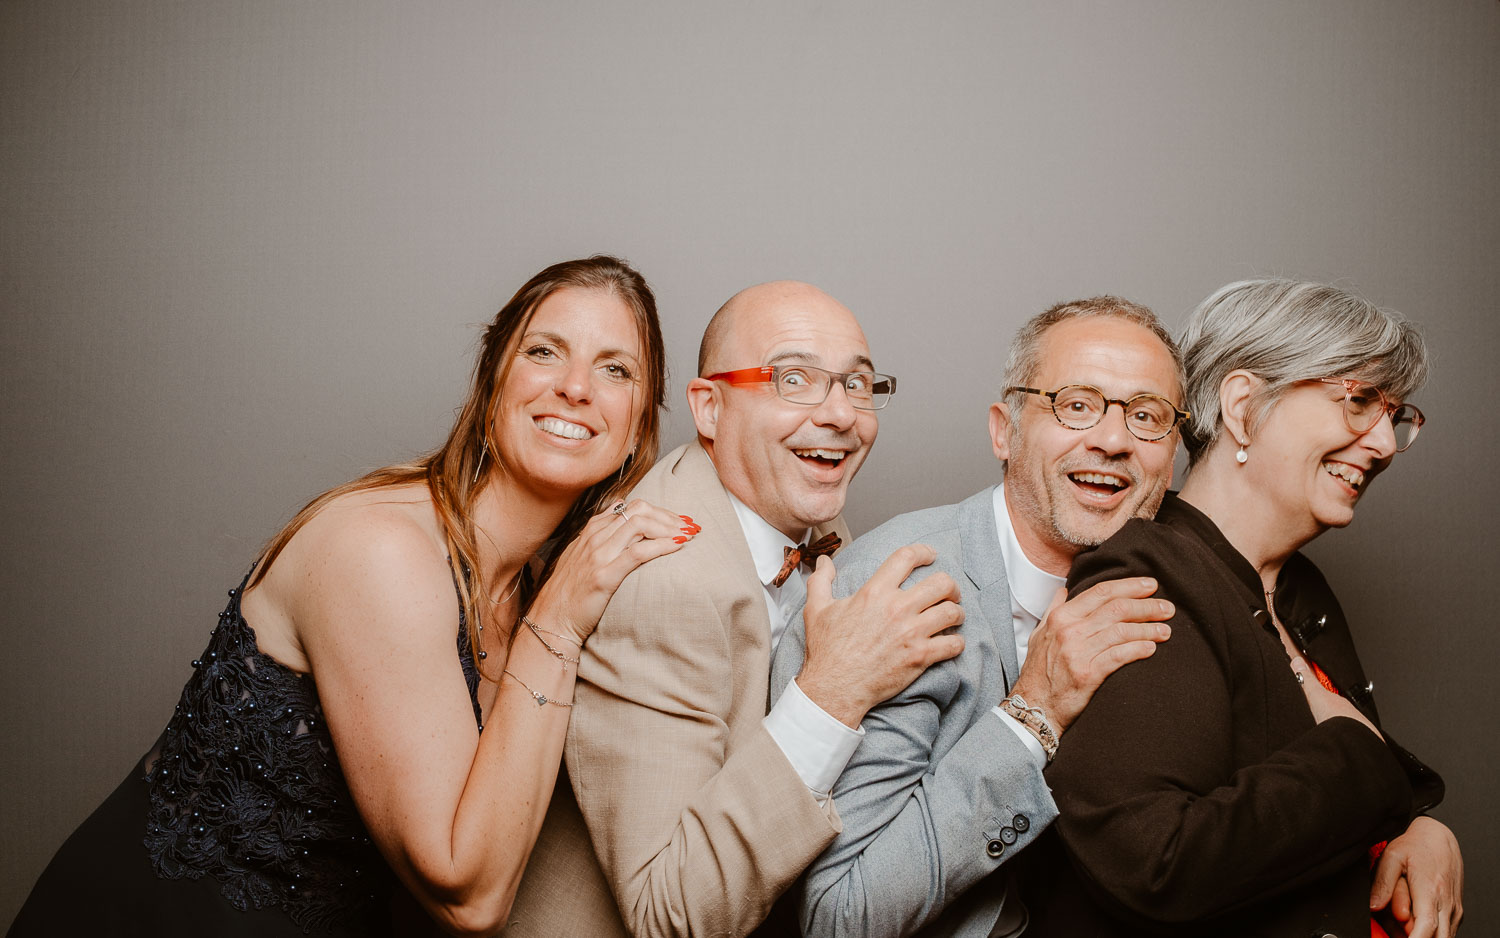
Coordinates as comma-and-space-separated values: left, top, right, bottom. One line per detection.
286, 499, 690, 936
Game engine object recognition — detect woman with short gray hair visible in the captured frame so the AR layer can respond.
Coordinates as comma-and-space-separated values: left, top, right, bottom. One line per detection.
1178, 279, 1430, 467
1030, 279, 1462, 938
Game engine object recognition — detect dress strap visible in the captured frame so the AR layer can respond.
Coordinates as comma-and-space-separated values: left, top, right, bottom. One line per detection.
226, 562, 258, 612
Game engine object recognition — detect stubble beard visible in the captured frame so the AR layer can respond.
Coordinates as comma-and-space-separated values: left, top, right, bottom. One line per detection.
1007, 453, 1160, 554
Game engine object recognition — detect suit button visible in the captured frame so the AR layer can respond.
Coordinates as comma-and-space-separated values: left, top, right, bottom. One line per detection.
999, 826, 1018, 845
1012, 814, 1029, 833
986, 839, 1005, 858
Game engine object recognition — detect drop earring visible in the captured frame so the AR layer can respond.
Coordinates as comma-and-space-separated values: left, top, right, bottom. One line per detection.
616, 444, 638, 484
1235, 441, 1248, 464
473, 422, 492, 485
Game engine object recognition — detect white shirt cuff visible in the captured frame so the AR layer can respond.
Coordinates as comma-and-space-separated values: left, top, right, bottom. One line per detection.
763, 678, 865, 795
992, 706, 1048, 768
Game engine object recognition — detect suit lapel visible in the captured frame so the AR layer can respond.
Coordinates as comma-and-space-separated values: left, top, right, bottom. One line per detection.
768, 570, 809, 713
672, 442, 773, 639
671, 442, 782, 717
958, 487, 1020, 690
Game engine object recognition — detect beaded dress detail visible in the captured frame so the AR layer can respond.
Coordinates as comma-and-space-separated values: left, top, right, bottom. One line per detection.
139, 569, 483, 933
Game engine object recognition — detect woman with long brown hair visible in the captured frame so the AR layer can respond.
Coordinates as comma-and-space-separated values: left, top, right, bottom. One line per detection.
10, 255, 697, 937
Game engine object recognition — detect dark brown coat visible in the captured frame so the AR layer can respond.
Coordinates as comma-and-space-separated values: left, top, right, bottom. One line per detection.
1025, 494, 1442, 938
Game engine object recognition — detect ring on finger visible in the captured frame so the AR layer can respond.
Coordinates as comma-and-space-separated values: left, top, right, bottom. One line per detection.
612, 501, 630, 521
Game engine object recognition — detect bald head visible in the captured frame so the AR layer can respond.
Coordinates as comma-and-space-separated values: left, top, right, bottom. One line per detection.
698, 281, 856, 377
686, 279, 879, 539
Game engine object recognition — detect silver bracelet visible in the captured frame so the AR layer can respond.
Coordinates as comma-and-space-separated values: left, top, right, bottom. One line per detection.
525, 616, 583, 647
522, 616, 581, 664
503, 669, 573, 708
999, 694, 1059, 763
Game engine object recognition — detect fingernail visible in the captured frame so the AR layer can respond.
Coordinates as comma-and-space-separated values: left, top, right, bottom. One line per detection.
1140, 577, 1156, 588
672, 536, 689, 544
680, 515, 696, 525
681, 526, 695, 535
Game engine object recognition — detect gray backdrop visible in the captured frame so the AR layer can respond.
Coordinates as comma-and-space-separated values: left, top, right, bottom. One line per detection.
4, 0, 1496, 930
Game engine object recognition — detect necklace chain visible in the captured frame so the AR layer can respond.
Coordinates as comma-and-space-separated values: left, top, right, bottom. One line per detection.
1263, 585, 1282, 628
484, 570, 523, 607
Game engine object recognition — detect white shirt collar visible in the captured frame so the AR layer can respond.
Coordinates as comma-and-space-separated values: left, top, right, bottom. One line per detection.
992, 483, 1066, 626
726, 491, 807, 588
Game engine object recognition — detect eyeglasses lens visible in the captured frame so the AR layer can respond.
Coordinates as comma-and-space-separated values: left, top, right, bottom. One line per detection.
1392, 405, 1422, 451
1050, 386, 1106, 429
1341, 382, 1422, 452
1051, 386, 1174, 440
774, 366, 892, 410
1341, 383, 1384, 431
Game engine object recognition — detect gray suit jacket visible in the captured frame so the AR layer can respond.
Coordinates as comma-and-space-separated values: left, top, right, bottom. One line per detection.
770, 487, 1059, 938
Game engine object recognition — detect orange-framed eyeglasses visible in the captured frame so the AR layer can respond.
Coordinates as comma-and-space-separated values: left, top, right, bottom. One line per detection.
705, 364, 897, 410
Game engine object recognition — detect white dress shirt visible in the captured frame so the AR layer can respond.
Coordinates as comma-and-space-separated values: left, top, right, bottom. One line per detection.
726, 493, 864, 797
988, 483, 1065, 766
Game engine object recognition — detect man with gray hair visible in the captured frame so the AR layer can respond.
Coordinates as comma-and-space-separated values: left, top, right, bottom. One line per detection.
770, 296, 1185, 936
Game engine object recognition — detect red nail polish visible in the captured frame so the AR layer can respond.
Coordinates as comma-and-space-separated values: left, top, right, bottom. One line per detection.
680, 515, 696, 525
672, 536, 689, 544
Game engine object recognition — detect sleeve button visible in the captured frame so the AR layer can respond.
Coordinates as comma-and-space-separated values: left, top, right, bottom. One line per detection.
999, 826, 1018, 845
986, 839, 1005, 858
1013, 814, 1030, 833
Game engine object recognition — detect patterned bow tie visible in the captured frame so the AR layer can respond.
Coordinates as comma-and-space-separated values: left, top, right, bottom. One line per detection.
771, 532, 842, 588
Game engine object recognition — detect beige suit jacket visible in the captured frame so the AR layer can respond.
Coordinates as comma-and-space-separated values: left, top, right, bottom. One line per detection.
506, 441, 847, 937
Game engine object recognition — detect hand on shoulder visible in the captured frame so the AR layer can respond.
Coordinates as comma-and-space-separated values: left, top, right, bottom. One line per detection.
1009, 578, 1173, 737
530, 498, 697, 646
797, 546, 966, 729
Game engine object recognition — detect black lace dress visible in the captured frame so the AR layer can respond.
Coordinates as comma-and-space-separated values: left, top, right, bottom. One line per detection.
9, 570, 483, 937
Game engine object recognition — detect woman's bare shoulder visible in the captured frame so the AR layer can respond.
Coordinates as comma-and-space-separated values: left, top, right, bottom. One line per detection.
245, 483, 457, 665
284, 483, 446, 568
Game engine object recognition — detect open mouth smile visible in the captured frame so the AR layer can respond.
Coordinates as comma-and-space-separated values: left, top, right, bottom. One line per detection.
793, 447, 847, 468
1067, 470, 1129, 499
1322, 460, 1365, 492
535, 416, 595, 440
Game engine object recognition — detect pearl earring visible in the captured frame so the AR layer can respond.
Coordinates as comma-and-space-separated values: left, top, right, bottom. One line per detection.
1235, 442, 1248, 464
